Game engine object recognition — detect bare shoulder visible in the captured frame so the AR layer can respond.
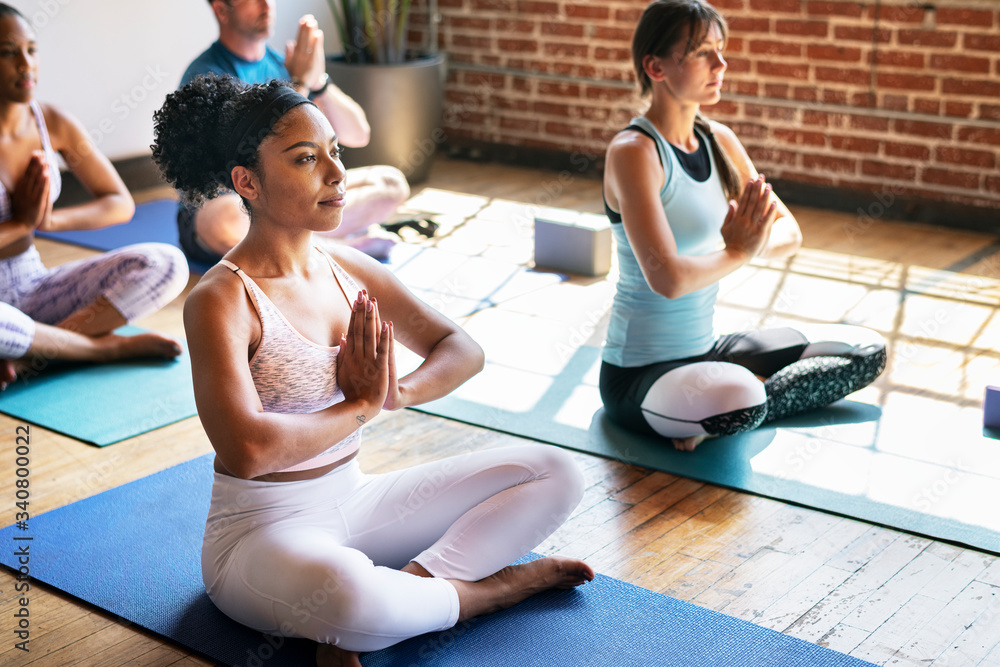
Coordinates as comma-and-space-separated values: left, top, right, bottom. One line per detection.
321, 243, 396, 292
38, 102, 85, 149
607, 127, 658, 161
183, 264, 254, 334
707, 120, 742, 154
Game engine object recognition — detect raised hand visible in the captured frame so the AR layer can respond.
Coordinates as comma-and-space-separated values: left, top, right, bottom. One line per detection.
720, 174, 778, 260
285, 14, 327, 91
337, 291, 391, 417
10, 152, 51, 230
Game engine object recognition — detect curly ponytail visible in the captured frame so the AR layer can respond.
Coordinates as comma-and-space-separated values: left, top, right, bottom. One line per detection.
150, 74, 306, 208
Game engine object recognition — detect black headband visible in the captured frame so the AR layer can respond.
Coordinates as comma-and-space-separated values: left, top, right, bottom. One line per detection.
227, 86, 313, 164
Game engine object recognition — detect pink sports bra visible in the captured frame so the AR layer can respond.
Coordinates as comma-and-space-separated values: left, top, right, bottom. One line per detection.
219, 247, 363, 473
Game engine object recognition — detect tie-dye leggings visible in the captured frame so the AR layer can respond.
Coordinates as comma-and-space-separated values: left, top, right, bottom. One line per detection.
0, 244, 188, 359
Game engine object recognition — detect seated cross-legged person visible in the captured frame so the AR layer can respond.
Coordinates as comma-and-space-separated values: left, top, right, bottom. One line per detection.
0, 3, 187, 389
176, 1, 410, 264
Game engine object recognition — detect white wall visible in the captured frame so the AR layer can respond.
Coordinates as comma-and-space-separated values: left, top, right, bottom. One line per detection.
13, 0, 339, 161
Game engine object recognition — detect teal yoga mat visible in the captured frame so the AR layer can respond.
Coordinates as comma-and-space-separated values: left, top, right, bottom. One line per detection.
0, 455, 874, 666
0, 327, 197, 446
413, 344, 1000, 555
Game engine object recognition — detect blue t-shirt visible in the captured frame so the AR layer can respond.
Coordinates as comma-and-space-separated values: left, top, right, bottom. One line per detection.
181, 40, 288, 87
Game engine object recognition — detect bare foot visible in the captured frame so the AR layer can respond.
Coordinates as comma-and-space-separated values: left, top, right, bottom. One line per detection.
96, 331, 183, 362
450, 556, 595, 622
672, 434, 707, 452
316, 643, 362, 667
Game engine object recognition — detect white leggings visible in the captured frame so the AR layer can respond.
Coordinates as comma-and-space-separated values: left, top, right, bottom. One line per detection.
0, 244, 188, 358
202, 444, 584, 652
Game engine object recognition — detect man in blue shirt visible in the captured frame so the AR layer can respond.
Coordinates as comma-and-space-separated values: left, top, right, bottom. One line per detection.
178, 0, 408, 262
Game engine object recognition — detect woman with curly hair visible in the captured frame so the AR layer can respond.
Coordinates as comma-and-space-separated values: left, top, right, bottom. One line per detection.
151, 73, 593, 666
0, 3, 188, 388
600, 0, 886, 451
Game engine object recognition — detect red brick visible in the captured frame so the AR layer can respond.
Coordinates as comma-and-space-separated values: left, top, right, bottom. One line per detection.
438, 0, 464, 8
913, 98, 940, 114
614, 7, 643, 23
936, 146, 996, 168
876, 72, 936, 91
922, 168, 980, 189
898, 30, 958, 47
980, 105, 1000, 121
448, 16, 491, 30
803, 153, 857, 172
758, 61, 810, 78
713, 0, 746, 8
592, 26, 633, 42
816, 66, 869, 85
957, 126, 1000, 146
881, 94, 909, 111
807, 44, 861, 61
726, 57, 752, 73
745, 103, 766, 118
794, 86, 818, 102
541, 22, 584, 38
893, 119, 953, 139
831, 135, 880, 153
775, 20, 828, 36
471, 0, 513, 9
730, 121, 770, 138
768, 105, 796, 120
944, 102, 974, 118
807, 1, 863, 17
452, 34, 491, 49
851, 91, 877, 107
460, 71, 506, 88
726, 37, 745, 53
871, 51, 925, 68
728, 17, 771, 33
835, 25, 891, 42
936, 8, 995, 27
532, 101, 571, 116
850, 115, 890, 131
862, 160, 916, 180
750, 39, 802, 56
538, 81, 581, 97
750, 0, 802, 12
792, 173, 837, 186
986, 176, 1000, 195
734, 81, 759, 95
501, 117, 539, 133
543, 42, 589, 58
594, 46, 631, 61
515, 0, 557, 13
577, 106, 611, 122
711, 99, 740, 115
765, 83, 790, 98
965, 33, 1000, 52
545, 121, 587, 138
774, 128, 828, 145
493, 96, 530, 112
553, 62, 598, 78
885, 141, 930, 160
802, 110, 832, 126
930, 54, 991, 74
498, 38, 538, 53
584, 85, 634, 102
495, 19, 535, 32
823, 89, 848, 104
873, 5, 925, 23
564, 4, 609, 20
943, 78, 1000, 98
512, 77, 532, 93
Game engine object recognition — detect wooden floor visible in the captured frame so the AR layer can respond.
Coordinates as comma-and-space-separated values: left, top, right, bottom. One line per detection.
2, 155, 1000, 666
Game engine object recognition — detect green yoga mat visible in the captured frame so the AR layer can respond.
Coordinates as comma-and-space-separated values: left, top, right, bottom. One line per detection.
413, 343, 1000, 555
0, 327, 197, 446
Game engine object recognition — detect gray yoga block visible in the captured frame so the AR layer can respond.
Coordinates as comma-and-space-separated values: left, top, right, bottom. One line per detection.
534, 212, 612, 277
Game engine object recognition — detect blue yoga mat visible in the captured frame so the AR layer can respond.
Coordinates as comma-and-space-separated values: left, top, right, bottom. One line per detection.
0, 326, 197, 446
0, 455, 873, 666
36, 198, 213, 274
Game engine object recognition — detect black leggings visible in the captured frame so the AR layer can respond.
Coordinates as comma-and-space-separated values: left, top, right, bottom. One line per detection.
600, 326, 886, 439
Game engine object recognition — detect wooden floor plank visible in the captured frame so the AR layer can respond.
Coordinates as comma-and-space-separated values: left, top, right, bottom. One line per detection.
896, 581, 999, 664
850, 593, 950, 665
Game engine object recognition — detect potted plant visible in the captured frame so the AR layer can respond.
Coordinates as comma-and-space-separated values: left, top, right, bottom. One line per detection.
324, 0, 446, 183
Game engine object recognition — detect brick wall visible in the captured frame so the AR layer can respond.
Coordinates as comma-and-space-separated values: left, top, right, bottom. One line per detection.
408, 0, 1000, 215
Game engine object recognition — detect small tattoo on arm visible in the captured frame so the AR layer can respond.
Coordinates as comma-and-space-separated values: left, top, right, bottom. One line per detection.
356, 415, 367, 426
